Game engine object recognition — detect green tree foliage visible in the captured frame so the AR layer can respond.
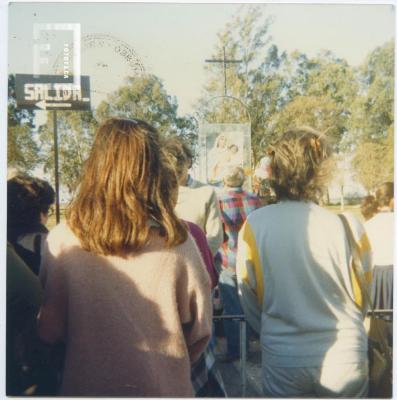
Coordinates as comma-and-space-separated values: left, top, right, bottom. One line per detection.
269, 96, 339, 139
197, 5, 275, 163
197, 7, 359, 162
38, 111, 98, 193
305, 55, 358, 148
200, 5, 273, 102
352, 139, 394, 192
96, 74, 195, 138
348, 41, 394, 145
350, 41, 394, 190
198, 6, 393, 186
7, 75, 40, 172
359, 40, 394, 142
268, 55, 358, 150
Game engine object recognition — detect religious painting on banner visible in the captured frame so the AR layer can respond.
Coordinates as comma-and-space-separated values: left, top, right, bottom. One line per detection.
198, 123, 251, 189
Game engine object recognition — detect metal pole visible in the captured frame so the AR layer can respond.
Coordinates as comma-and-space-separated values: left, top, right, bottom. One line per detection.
53, 110, 60, 224
223, 46, 227, 97
240, 319, 247, 396
340, 184, 345, 212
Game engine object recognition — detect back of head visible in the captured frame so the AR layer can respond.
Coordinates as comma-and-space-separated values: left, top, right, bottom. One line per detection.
223, 166, 245, 188
268, 127, 333, 203
375, 182, 394, 209
67, 118, 187, 256
163, 137, 190, 180
180, 141, 193, 169
360, 195, 378, 221
7, 174, 55, 240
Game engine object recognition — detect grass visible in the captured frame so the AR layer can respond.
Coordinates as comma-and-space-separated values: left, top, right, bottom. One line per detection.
325, 204, 364, 221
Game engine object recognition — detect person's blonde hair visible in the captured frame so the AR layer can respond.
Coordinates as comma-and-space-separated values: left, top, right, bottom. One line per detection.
223, 166, 245, 188
67, 118, 187, 256
268, 127, 333, 202
375, 182, 394, 208
360, 195, 378, 220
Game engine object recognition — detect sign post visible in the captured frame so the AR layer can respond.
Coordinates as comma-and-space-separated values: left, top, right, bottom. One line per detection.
15, 74, 91, 224
53, 110, 60, 223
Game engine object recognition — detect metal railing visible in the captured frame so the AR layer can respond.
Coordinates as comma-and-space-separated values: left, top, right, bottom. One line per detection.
213, 314, 247, 396
367, 309, 393, 315
213, 310, 393, 396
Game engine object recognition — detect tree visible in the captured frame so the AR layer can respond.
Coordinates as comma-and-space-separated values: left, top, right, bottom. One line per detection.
349, 40, 394, 144
352, 135, 394, 192
268, 95, 340, 140
96, 74, 195, 138
349, 40, 394, 191
305, 54, 358, 149
197, 5, 275, 163
196, 7, 357, 163
38, 111, 98, 193
7, 74, 40, 172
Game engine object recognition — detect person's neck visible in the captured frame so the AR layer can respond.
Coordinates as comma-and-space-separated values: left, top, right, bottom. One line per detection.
179, 174, 189, 186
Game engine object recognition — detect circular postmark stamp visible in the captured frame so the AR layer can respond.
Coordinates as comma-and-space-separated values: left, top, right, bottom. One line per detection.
53, 33, 146, 104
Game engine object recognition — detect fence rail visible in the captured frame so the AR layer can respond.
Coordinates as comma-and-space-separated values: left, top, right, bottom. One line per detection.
213, 314, 247, 396
213, 310, 393, 396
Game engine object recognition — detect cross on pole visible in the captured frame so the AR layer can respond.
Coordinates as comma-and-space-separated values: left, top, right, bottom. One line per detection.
205, 46, 242, 96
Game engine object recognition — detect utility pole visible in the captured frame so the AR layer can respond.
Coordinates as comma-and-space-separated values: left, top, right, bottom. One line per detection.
205, 46, 242, 96
53, 110, 60, 224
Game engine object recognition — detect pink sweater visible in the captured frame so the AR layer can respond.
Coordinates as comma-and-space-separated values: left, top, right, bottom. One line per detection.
37, 222, 212, 397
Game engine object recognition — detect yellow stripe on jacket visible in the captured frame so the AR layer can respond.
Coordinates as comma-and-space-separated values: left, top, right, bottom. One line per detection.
348, 225, 373, 309
236, 221, 264, 334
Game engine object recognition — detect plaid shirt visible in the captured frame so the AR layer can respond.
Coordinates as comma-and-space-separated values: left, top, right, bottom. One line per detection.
216, 188, 261, 272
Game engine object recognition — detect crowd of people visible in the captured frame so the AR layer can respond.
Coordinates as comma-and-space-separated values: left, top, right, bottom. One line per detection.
6, 118, 393, 397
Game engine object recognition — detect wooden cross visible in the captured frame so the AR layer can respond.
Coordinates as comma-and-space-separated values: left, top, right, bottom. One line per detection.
205, 46, 242, 96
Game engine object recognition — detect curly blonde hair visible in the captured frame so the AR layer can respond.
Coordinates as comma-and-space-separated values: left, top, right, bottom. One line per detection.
268, 127, 333, 202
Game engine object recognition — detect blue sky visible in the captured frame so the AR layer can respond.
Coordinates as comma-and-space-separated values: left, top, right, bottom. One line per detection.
7, 1, 395, 116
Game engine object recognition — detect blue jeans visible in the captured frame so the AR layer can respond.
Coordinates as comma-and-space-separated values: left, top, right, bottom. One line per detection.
218, 269, 245, 357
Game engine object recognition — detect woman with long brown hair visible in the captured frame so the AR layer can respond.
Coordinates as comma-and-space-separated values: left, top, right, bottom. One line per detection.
37, 118, 212, 396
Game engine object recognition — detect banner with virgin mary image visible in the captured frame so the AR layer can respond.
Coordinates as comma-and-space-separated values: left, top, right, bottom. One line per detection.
198, 123, 251, 188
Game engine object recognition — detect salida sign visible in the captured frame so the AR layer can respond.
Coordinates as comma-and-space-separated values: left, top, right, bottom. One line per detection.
15, 74, 91, 110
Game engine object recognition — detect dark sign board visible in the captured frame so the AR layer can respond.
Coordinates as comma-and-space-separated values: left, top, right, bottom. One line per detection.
15, 74, 91, 111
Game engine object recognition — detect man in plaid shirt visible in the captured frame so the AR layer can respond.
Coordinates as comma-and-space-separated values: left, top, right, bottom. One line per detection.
215, 166, 262, 362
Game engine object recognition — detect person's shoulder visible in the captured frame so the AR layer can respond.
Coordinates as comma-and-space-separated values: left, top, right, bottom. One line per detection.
185, 220, 206, 239
188, 178, 206, 189
364, 214, 376, 228
217, 188, 234, 200
46, 221, 80, 253
47, 221, 73, 239
310, 202, 338, 217
306, 203, 353, 230
169, 234, 210, 279
173, 232, 201, 256
189, 183, 217, 199
247, 201, 279, 217
244, 190, 260, 201
365, 212, 393, 230
339, 210, 368, 239
243, 203, 277, 230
